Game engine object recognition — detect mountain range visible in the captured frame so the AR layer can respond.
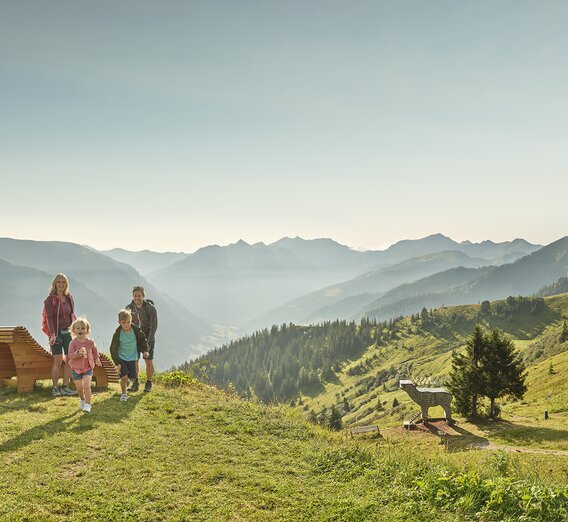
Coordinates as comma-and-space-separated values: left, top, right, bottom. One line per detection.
146, 234, 540, 328
3, 233, 565, 368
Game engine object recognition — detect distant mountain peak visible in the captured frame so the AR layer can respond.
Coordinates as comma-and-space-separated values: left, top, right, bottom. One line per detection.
388, 233, 456, 249
270, 236, 350, 249
232, 239, 251, 248
425, 233, 452, 240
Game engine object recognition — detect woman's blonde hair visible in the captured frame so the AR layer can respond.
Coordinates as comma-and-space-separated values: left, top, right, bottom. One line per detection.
50, 273, 70, 296
69, 317, 91, 338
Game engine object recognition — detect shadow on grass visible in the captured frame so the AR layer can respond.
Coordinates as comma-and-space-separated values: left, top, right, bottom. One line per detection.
476, 419, 568, 445
0, 394, 143, 454
441, 422, 491, 453
0, 388, 55, 416
300, 382, 326, 398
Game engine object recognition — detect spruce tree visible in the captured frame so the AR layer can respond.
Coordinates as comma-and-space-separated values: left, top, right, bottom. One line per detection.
420, 307, 430, 326
560, 321, 568, 343
479, 329, 527, 419
328, 406, 343, 431
449, 326, 527, 419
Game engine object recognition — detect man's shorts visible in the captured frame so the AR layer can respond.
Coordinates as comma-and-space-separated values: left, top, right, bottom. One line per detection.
71, 369, 93, 380
139, 338, 155, 361
52, 330, 72, 356
118, 360, 137, 380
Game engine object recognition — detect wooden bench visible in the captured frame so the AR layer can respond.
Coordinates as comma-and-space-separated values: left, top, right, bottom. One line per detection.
0, 326, 119, 392
349, 425, 379, 437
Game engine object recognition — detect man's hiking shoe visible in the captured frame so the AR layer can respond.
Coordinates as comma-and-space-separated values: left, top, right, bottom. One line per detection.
144, 381, 152, 392
52, 387, 61, 397
60, 386, 78, 396
82, 403, 92, 413
120, 394, 128, 402
80, 399, 85, 410
127, 379, 139, 392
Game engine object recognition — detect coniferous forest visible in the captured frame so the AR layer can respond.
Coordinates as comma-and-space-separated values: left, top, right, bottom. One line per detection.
185, 319, 381, 402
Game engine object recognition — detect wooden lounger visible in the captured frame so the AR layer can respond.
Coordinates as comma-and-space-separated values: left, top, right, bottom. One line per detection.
0, 326, 119, 393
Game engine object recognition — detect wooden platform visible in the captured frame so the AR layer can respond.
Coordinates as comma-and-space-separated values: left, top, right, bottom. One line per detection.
0, 326, 119, 393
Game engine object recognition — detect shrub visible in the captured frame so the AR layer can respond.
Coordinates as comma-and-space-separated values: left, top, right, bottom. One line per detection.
154, 370, 195, 388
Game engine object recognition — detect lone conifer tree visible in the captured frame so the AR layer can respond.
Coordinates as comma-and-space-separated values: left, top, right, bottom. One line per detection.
448, 326, 526, 419
479, 329, 527, 418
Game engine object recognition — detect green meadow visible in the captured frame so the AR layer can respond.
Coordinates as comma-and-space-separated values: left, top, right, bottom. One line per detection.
2, 295, 568, 520
1, 376, 567, 521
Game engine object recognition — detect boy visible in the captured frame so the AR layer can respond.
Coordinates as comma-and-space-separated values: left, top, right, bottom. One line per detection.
110, 309, 149, 401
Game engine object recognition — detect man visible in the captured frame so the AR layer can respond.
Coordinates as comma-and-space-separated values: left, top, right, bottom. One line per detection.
125, 286, 157, 392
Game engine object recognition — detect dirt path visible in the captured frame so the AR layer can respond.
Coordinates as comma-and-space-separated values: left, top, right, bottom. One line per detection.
467, 441, 568, 456
381, 420, 568, 456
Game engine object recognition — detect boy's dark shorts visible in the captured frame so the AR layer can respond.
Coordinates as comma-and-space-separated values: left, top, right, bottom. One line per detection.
118, 360, 137, 380
52, 330, 72, 356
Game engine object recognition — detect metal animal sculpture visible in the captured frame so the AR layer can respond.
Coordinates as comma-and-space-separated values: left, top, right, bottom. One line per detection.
399, 379, 452, 421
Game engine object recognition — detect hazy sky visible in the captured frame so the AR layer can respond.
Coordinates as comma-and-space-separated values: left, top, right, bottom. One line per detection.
1, 1, 566, 253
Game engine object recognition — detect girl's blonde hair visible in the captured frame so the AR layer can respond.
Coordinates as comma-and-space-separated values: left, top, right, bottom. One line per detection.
50, 273, 70, 296
69, 317, 91, 338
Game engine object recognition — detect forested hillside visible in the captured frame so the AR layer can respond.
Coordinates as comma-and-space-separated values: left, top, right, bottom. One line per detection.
537, 276, 568, 297
189, 319, 377, 402
362, 236, 568, 322
191, 294, 568, 429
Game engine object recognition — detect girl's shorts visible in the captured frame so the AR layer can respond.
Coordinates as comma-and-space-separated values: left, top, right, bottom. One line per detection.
72, 369, 93, 380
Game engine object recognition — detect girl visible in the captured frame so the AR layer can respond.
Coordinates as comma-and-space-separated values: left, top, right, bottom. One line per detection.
68, 317, 101, 413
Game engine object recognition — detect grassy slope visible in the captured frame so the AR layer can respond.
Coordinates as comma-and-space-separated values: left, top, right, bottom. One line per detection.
2, 296, 568, 521
1, 383, 468, 522
3, 380, 568, 521
297, 294, 568, 455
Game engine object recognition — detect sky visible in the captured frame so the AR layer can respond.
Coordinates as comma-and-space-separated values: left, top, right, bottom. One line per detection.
1, 1, 567, 253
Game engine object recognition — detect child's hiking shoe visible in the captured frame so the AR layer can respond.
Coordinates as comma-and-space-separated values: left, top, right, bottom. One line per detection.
120, 393, 128, 402
52, 387, 62, 397
82, 403, 92, 413
127, 379, 139, 392
60, 386, 78, 396
80, 399, 85, 410
144, 381, 152, 392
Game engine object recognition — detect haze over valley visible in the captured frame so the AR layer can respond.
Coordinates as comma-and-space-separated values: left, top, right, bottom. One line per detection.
3, 232, 566, 368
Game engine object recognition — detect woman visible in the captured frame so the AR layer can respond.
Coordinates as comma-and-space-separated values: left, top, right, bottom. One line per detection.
44, 273, 78, 397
